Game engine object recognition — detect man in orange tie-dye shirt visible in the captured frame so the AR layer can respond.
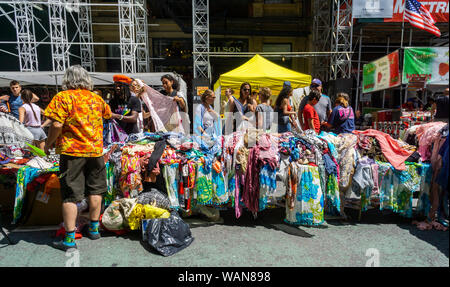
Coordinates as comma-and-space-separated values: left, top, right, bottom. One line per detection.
44, 65, 113, 251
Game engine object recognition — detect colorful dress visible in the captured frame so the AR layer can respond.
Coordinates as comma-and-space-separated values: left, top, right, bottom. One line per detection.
285, 163, 324, 226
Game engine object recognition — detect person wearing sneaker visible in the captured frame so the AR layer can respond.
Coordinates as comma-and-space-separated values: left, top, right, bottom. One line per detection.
43, 65, 112, 251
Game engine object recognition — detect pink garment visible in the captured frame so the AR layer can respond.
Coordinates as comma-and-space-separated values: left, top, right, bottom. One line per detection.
243, 146, 261, 213
142, 85, 183, 132
257, 134, 279, 169
235, 173, 243, 219
371, 164, 379, 195
353, 129, 413, 171
416, 122, 447, 162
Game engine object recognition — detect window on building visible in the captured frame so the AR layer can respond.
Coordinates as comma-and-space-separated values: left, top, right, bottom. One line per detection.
262, 43, 292, 69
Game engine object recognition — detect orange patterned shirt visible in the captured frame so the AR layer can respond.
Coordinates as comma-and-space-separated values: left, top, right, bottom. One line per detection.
44, 89, 112, 157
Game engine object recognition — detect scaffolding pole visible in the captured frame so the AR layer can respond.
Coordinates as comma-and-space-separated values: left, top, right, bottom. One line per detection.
48, 0, 70, 71
79, 0, 95, 72
118, 0, 136, 73
312, 0, 331, 82
330, 0, 353, 80
135, 0, 149, 73
192, 0, 210, 80
13, 1, 39, 72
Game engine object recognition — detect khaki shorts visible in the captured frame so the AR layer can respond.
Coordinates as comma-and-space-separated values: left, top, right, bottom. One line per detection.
59, 155, 107, 203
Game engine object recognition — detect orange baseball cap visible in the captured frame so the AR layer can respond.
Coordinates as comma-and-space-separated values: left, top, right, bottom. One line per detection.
113, 74, 132, 85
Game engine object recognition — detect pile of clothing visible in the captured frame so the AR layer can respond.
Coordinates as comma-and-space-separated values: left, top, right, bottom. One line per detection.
403, 122, 449, 230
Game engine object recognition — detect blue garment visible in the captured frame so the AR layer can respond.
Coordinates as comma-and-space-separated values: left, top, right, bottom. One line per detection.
328, 105, 355, 134
8, 94, 23, 119
323, 153, 337, 176
437, 135, 449, 190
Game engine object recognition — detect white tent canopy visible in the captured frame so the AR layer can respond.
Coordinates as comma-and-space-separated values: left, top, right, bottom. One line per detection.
0, 71, 187, 97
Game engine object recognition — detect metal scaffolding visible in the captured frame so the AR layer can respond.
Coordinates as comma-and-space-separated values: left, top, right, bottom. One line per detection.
0, 0, 149, 73
48, 0, 70, 71
312, 0, 331, 82
79, 0, 95, 72
135, 0, 149, 73
13, 0, 38, 72
118, 0, 136, 73
330, 0, 353, 80
192, 0, 210, 80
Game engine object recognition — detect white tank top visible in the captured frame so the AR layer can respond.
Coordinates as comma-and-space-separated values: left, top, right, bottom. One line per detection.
22, 103, 41, 127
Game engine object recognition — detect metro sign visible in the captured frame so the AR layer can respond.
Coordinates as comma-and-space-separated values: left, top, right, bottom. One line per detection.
385, 0, 449, 22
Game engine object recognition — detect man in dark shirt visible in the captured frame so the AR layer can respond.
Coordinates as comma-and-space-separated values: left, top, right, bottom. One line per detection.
110, 75, 141, 134
432, 88, 449, 123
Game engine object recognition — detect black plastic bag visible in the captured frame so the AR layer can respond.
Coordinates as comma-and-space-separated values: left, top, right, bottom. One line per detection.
143, 211, 194, 256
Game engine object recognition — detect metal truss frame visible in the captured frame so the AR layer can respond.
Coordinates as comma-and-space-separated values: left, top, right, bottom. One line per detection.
118, 0, 136, 73
135, 0, 149, 73
79, 0, 95, 72
192, 0, 210, 80
13, 0, 38, 72
0, 0, 149, 73
48, 0, 70, 71
312, 0, 331, 82
330, 0, 353, 80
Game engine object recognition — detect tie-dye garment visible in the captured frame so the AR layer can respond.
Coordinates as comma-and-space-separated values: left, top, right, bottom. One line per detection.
163, 163, 180, 209
371, 161, 431, 217
325, 174, 340, 216
119, 153, 143, 198
285, 163, 324, 226
13, 165, 59, 224
104, 161, 118, 208
259, 164, 277, 211
44, 89, 112, 157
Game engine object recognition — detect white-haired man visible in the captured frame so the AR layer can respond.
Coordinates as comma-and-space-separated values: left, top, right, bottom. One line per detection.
44, 65, 112, 251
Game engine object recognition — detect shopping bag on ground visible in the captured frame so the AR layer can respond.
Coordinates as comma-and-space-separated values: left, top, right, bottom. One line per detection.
143, 211, 194, 256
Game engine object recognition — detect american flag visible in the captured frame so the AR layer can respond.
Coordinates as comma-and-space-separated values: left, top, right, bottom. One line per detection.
404, 0, 441, 37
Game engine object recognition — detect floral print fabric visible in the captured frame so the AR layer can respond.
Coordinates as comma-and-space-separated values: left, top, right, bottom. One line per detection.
285, 163, 324, 226
44, 89, 112, 157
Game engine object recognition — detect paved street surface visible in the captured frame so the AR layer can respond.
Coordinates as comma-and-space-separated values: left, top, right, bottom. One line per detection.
0, 208, 448, 267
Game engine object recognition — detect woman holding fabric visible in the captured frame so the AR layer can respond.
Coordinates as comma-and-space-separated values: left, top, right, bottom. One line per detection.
160, 74, 190, 133
194, 89, 221, 139
161, 74, 187, 112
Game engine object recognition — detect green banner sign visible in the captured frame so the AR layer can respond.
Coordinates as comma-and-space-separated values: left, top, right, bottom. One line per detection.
363, 50, 400, 93
403, 47, 449, 85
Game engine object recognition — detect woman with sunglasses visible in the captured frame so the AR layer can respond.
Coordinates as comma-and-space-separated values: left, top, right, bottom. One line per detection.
226, 82, 257, 130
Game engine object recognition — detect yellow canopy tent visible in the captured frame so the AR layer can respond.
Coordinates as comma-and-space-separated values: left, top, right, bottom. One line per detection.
213, 54, 312, 111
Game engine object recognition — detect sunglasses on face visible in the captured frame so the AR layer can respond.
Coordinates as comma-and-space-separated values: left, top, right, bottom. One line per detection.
243, 88, 250, 92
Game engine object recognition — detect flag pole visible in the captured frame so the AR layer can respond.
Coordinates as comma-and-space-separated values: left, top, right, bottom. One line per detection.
400, 0, 407, 104
400, 0, 406, 49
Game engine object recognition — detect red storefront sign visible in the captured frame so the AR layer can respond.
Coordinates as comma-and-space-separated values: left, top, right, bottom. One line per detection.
384, 0, 449, 22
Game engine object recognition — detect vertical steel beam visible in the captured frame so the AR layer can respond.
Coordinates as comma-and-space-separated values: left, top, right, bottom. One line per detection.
135, 0, 149, 73
330, 0, 353, 80
192, 0, 210, 80
312, 0, 331, 82
119, 0, 136, 73
13, 1, 38, 71
79, 0, 95, 71
48, 0, 70, 71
